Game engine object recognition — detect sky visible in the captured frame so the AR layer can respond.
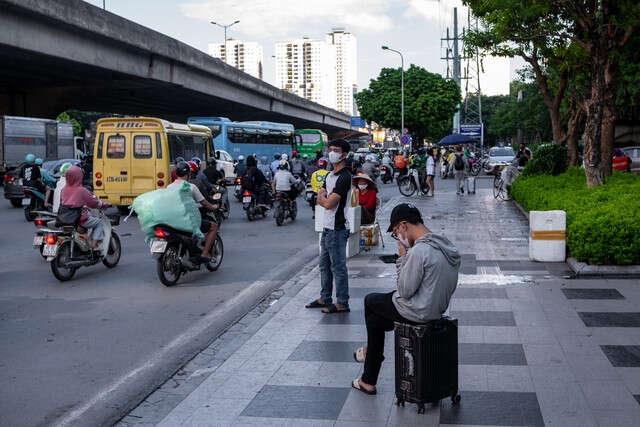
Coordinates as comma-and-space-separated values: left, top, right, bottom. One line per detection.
84, 0, 521, 96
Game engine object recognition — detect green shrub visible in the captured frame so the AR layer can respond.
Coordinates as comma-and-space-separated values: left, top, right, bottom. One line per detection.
510, 168, 640, 265
521, 144, 568, 177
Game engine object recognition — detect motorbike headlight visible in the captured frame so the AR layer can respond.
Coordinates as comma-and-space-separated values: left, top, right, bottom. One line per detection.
212, 193, 222, 200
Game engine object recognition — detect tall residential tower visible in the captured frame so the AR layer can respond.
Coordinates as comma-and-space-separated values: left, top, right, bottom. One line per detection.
208, 40, 264, 80
326, 28, 357, 116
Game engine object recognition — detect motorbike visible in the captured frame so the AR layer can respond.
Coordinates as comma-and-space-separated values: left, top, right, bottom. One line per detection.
397, 166, 430, 197
233, 177, 243, 202
32, 212, 58, 258
273, 191, 297, 226
210, 183, 230, 225
380, 165, 393, 184
468, 156, 481, 176
242, 188, 270, 221
23, 186, 50, 221
149, 217, 224, 287
42, 208, 122, 281
304, 182, 316, 209
440, 159, 450, 179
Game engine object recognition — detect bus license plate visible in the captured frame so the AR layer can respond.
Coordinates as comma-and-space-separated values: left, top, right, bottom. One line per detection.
43, 244, 58, 257
33, 235, 43, 246
242, 196, 251, 203
150, 240, 167, 254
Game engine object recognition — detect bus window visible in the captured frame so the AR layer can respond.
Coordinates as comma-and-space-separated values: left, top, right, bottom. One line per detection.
155, 133, 162, 159
300, 133, 320, 145
168, 133, 206, 162
107, 134, 126, 158
209, 124, 222, 139
96, 133, 104, 158
134, 135, 152, 158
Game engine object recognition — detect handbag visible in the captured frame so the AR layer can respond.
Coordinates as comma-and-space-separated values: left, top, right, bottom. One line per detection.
56, 206, 82, 226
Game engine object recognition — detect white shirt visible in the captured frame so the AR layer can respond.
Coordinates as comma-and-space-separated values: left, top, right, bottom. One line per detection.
168, 179, 204, 203
426, 157, 435, 175
274, 170, 296, 191
52, 177, 66, 214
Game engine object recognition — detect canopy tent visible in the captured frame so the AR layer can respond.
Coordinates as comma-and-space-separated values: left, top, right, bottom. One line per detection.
437, 133, 476, 146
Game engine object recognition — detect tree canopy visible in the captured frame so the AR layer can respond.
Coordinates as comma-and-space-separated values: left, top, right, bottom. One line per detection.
355, 65, 460, 146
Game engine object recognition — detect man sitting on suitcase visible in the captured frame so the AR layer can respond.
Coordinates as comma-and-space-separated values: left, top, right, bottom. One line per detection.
351, 203, 461, 395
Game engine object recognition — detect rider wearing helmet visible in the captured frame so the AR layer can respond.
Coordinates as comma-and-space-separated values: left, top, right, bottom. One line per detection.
270, 153, 282, 175
191, 157, 202, 169
290, 150, 307, 180
52, 162, 72, 213
168, 161, 219, 263
21, 153, 46, 194
243, 155, 269, 207
202, 157, 223, 189
273, 159, 299, 207
234, 154, 246, 178
308, 159, 330, 219
171, 157, 186, 182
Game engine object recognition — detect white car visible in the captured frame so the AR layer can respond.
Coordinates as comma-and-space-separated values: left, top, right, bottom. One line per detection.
214, 150, 235, 179
485, 147, 516, 174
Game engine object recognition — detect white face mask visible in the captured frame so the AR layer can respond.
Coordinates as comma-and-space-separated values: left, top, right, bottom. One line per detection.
397, 224, 411, 248
357, 183, 368, 190
328, 151, 343, 164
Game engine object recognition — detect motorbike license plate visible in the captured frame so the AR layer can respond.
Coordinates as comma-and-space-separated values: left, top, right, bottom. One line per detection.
33, 235, 43, 246
22, 198, 30, 206
150, 239, 168, 254
242, 196, 251, 203
43, 244, 58, 257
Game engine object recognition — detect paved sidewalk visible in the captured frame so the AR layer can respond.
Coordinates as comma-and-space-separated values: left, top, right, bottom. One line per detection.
120, 188, 640, 426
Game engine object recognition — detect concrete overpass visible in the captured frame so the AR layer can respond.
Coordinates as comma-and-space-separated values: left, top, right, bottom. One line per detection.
0, 0, 357, 138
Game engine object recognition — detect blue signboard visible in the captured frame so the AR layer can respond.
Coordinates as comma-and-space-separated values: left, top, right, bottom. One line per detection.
350, 116, 366, 128
460, 124, 482, 137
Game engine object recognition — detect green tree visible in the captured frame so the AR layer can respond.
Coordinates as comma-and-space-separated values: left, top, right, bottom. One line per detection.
355, 65, 460, 147
56, 111, 82, 136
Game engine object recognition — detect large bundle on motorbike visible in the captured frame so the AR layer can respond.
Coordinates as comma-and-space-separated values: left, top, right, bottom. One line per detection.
131, 182, 203, 242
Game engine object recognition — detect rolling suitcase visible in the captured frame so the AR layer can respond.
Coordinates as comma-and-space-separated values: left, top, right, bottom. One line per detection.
466, 176, 476, 194
394, 317, 460, 413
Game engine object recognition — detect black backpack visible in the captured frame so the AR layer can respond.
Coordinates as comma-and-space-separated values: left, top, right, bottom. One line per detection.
454, 154, 464, 171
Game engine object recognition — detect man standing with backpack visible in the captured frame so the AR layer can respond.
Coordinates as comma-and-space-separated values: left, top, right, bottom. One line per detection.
453, 145, 466, 195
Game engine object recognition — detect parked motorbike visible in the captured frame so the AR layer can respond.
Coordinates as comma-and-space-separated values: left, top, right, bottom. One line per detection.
42, 208, 122, 281
150, 220, 223, 286
23, 186, 49, 221
380, 165, 393, 184
397, 166, 430, 197
273, 191, 297, 226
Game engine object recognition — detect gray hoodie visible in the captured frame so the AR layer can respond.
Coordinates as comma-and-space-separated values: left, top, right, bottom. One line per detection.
393, 233, 461, 323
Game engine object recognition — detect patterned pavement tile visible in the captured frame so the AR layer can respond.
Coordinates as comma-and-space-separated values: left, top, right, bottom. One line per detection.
439, 391, 544, 426
561, 288, 625, 300
600, 345, 640, 367
578, 312, 640, 327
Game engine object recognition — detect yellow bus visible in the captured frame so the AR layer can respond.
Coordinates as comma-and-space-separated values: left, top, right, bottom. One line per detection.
92, 117, 212, 206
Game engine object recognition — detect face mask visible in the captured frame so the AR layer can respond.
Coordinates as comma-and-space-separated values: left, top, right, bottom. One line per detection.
358, 183, 368, 190
328, 151, 343, 164
397, 224, 411, 248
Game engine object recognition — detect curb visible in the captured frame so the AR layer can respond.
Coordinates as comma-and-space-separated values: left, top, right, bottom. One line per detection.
567, 257, 640, 277
511, 200, 530, 220
53, 243, 320, 427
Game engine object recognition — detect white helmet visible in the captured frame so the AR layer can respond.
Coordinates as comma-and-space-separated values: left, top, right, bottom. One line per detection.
281, 153, 289, 161
238, 155, 245, 161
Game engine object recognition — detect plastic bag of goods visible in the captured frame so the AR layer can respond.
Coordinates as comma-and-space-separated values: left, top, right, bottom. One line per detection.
130, 182, 203, 242
360, 224, 379, 247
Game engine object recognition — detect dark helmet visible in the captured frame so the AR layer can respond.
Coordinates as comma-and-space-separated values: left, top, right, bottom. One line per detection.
207, 157, 217, 166
274, 153, 281, 160
317, 159, 328, 169
175, 156, 185, 164
175, 161, 190, 177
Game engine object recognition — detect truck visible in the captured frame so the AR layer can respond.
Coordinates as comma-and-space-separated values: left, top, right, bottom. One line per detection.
0, 116, 78, 178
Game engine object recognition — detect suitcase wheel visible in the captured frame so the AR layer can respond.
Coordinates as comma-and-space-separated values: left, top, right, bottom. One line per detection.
417, 403, 425, 414
452, 393, 461, 404
396, 399, 405, 407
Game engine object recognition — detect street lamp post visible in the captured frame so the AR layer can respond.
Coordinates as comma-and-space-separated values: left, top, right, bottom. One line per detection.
211, 20, 240, 64
382, 45, 404, 141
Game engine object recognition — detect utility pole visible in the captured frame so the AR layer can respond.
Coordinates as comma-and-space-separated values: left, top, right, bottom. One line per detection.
441, 7, 462, 134
381, 46, 404, 143
211, 20, 240, 65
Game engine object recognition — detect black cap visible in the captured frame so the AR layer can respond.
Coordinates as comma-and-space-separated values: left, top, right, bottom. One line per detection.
387, 203, 423, 232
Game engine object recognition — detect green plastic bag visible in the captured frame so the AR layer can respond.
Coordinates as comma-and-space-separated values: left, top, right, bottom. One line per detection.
131, 182, 203, 242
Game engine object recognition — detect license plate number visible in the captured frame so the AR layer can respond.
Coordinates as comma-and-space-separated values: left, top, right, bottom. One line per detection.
242, 196, 251, 203
22, 198, 30, 206
43, 244, 58, 257
150, 240, 168, 253
33, 235, 43, 246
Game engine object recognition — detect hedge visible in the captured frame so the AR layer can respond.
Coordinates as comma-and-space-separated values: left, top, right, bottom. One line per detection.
510, 168, 640, 265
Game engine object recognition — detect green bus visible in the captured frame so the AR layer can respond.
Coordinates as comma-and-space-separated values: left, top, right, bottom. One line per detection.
295, 129, 328, 157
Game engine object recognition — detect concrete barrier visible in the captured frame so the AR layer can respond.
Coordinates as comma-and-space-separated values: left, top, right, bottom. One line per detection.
529, 210, 566, 262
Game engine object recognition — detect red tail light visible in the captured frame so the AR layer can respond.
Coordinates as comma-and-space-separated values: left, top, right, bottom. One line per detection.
242, 190, 250, 197
45, 235, 56, 245
157, 180, 165, 187
154, 228, 167, 238
276, 193, 283, 198
95, 172, 102, 179
3, 174, 13, 183
157, 172, 165, 179
95, 180, 103, 187
34, 219, 44, 227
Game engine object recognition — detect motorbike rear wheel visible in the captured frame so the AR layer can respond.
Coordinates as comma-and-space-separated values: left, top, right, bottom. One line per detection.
24, 201, 37, 222
205, 235, 224, 272
397, 176, 417, 197
246, 206, 255, 221
51, 241, 77, 281
471, 163, 481, 176
274, 202, 284, 226
102, 232, 121, 268
290, 201, 297, 221
10, 199, 22, 208
157, 243, 182, 286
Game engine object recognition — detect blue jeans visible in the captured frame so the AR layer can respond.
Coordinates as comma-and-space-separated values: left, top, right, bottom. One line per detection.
320, 228, 350, 307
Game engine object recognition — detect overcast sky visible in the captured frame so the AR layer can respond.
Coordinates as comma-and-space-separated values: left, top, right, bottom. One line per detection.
85, 0, 521, 96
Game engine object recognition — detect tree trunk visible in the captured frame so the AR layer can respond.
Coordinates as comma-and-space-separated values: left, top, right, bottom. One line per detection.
601, 58, 618, 177
566, 108, 584, 167
583, 50, 606, 187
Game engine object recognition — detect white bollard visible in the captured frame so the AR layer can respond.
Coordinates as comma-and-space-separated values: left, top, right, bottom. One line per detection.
529, 210, 566, 262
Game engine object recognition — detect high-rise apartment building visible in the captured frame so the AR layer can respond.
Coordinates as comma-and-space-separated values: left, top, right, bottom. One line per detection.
209, 40, 264, 80
274, 38, 337, 109
326, 28, 357, 115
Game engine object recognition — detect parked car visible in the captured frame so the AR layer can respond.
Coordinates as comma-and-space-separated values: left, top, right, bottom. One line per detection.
214, 150, 236, 180
622, 146, 639, 173
484, 146, 516, 175
612, 148, 632, 172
